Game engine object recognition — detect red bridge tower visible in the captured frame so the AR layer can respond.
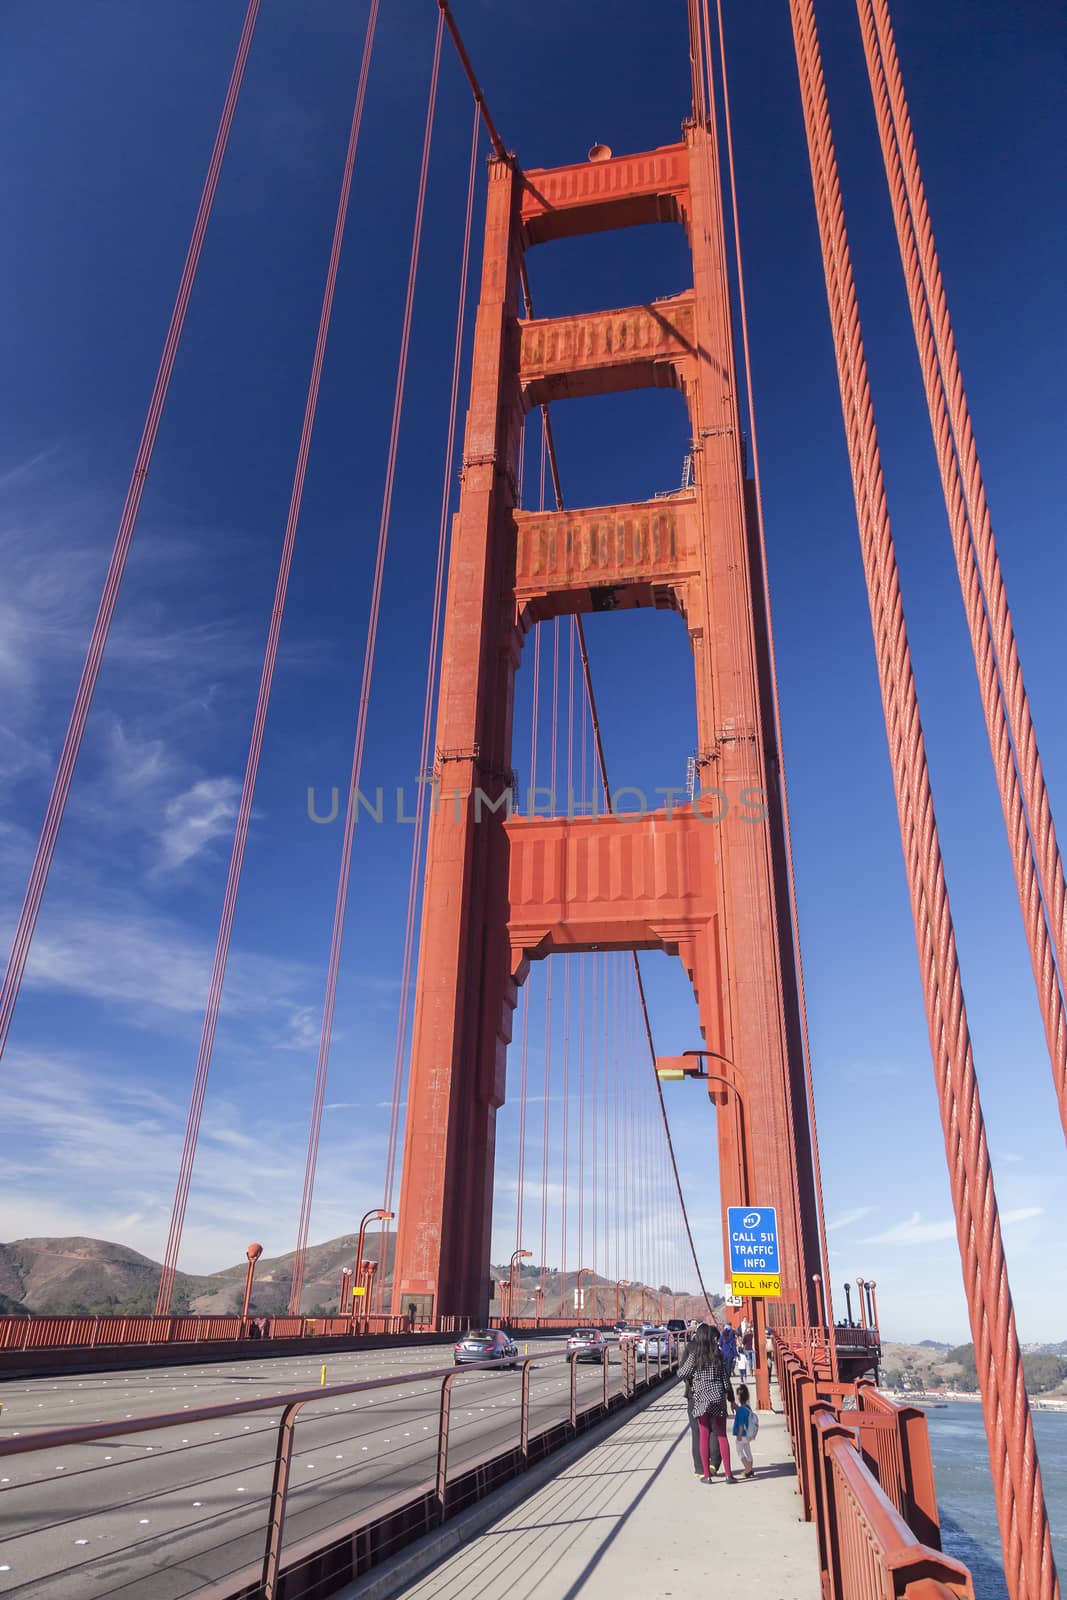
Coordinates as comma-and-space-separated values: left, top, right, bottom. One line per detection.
392, 124, 823, 1328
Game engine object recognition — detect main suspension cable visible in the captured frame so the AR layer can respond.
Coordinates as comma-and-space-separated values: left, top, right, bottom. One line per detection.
787, 4, 1057, 1594
856, 0, 1067, 1148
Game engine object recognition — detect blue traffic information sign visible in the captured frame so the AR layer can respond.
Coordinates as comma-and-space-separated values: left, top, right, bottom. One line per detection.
727, 1206, 780, 1276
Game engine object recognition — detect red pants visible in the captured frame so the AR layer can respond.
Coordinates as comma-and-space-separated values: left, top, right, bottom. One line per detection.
697, 1411, 732, 1477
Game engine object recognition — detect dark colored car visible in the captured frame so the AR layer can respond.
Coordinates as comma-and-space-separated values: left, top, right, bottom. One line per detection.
567, 1327, 608, 1363
666, 1318, 687, 1335
453, 1329, 519, 1367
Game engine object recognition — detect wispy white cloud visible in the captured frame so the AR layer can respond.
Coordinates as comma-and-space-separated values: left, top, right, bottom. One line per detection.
159, 776, 241, 870
0, 1049, 390, 1273
860, 1208, 1044, 1246
826, 1205, 872, 1232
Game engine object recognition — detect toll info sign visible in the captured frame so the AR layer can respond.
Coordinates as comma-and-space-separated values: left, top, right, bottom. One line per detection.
727, 1206, 781, 1298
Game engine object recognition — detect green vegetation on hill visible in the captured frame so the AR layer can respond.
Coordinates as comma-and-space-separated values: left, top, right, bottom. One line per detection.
939, 1343, 1067, 1396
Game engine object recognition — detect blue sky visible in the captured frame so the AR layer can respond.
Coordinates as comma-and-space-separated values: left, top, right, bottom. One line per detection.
0, 0, 1064, 1344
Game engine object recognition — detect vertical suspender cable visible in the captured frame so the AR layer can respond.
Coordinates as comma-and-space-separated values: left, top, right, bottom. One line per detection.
515, 627, 541, 1264
364, 103, 481, 1317
787, 5, 1057, 1595
0, 0, 261, 1068
705, 0, 835, 1327
156, 1, 377, 1315
856, 0, 1067, 1147
283, 10, 445, 1318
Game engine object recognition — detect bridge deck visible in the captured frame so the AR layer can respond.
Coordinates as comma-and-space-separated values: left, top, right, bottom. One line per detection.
386, 1383, 819, 1600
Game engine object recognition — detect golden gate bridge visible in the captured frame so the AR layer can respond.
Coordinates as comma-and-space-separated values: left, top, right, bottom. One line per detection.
0, 2, 1062, 1598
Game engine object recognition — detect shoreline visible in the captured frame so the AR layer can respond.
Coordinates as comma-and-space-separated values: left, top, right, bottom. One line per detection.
880, 1388, 1067, 1413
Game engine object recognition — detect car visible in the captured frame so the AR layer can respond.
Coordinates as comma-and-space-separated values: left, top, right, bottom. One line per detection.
567, 1328, 608, 1363
635, 1327, 671, 1359
665, 1318, 687, 1335
453, 1329, 519, 1367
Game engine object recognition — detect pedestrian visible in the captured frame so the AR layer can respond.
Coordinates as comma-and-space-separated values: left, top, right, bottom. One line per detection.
678, 1323, 736, 1484
719, 1320, 738, 1375
732, 1382, 759, 1478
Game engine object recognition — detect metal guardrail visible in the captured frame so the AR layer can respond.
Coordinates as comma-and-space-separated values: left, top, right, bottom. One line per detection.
0, 1312, 472, 1353
0, 1334, 681, 1600
773, 1329, 975, 1600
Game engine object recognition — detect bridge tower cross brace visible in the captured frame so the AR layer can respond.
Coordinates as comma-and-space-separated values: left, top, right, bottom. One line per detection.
392, 125, 823, 1327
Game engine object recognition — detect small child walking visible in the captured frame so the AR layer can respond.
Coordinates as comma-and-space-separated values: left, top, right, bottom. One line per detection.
732, 1383, 758, 1478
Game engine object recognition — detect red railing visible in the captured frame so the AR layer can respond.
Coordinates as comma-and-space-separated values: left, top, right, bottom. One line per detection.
774, 1329, 975, 1600
0, 1312, 469, 1353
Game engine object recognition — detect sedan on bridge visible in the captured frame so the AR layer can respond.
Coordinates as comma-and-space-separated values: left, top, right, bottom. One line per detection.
567, 1328, 608, 1363
453, 1330, 519, 1367
635, 1328, 671, 1359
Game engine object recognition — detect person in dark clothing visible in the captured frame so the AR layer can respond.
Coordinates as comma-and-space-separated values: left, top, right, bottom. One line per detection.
678, 1323, 736, 1483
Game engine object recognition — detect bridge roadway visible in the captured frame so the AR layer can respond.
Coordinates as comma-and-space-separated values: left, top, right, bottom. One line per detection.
0, 1333, 619, 1599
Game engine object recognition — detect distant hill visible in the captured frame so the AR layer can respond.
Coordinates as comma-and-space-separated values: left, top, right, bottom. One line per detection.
0, 1237, 217, 1316
0, 1233, 397, 1318
0, 1233, 712, 1321
880, 1340, 1067, 1399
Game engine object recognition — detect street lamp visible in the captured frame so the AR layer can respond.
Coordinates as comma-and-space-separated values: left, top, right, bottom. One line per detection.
615, 1279, 630, 1322
337, 1266, 352, 1316
509, 1248, 532, 1324
812, 1273, 826, 1327
856, 1277, 868, 1330
843, 1282, 854, 1326
241, 1242, 263, 1324
352, 1209, 394, 1330
867, 1280, 879, 1333
576, 1266, 594, 1320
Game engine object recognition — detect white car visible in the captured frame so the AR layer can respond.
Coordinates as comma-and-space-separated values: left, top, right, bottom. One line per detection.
635, 1327, 671, 1358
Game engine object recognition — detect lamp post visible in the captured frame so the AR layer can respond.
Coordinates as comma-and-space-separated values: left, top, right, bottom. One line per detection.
615, 1279, 630, 1323
812, 1273, 826, 1327
867, 1280, 879, 1333
843, 1282, 854, 1327
657, 1052, 769, 1409
352, 1209, 394, 1332
241, 1242, 262, 1325
856, 1277, 868, 1330
509, 1248, 532, 1325
534, 1284, 544, 1325
576, 1266, 593, 1321
337, 1266, 352, 1316
359, 1259, 377, 1322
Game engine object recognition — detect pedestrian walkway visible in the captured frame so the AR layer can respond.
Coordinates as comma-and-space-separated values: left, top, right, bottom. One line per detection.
394, 1384, 820, 1599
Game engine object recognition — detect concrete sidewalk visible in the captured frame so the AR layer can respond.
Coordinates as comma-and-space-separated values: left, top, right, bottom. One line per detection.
392, 1386, 820, 1599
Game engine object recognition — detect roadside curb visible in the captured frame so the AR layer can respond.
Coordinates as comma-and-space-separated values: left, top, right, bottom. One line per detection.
332, 1372, 680, 1600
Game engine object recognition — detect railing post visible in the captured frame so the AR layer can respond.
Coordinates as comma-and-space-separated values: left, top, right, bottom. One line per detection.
520, 1358, 534, 1463
899, 1404, 942, 1549
602, 1345, 610, 1410
569, 1352, 578, 1429
261, 1400, 303, 1600
436, 1372, 456, 1518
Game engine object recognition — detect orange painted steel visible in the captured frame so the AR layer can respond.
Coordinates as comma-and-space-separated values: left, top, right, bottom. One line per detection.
855, 0, 1067, 1148
392, 125, 822, 1323
774, 1331, 974, 1599
785, 4, 1059, 1597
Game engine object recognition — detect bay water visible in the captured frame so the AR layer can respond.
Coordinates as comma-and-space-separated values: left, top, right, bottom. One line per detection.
925, 1403, 1067, 1597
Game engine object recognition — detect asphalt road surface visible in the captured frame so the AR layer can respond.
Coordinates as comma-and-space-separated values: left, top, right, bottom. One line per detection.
0, 1335, 646, 1598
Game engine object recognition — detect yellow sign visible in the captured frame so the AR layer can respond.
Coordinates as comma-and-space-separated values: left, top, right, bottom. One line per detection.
731, 1272, 781, 1298
351, 1285, 367, 1297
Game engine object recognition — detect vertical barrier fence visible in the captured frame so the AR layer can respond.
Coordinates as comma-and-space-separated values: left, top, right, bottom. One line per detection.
773, 1329, 975, 1599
